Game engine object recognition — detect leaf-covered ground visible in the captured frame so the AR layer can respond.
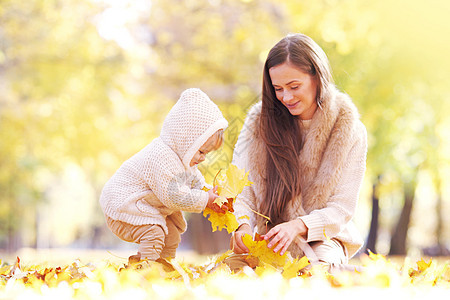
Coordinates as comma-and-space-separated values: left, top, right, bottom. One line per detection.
1, 251, 449, 299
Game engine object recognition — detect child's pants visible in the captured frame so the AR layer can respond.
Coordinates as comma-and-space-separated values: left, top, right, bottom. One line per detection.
105, 214, 181, 260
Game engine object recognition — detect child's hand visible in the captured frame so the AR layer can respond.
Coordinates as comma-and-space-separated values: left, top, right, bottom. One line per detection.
206, 186, 227, 213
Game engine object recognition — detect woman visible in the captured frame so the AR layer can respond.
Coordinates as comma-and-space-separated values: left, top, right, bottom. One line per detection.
230, 33, 367, 267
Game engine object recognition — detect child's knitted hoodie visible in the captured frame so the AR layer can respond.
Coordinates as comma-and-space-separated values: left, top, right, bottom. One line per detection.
100, 88, 228, 234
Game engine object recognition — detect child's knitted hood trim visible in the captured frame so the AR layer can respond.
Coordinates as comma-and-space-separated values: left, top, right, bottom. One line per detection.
160, 88, 228, 170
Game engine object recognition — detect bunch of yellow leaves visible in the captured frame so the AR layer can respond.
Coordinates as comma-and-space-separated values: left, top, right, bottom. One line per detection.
242, 234, 289, 268
241, 234, 310, 278
203, 164, 253, 233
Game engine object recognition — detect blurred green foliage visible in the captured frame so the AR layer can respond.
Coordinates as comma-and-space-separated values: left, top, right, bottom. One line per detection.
0, 0, 449, 252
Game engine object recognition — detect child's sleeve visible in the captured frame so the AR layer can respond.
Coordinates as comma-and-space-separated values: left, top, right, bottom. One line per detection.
192, 168, 213, 190
144, 153, 209, 213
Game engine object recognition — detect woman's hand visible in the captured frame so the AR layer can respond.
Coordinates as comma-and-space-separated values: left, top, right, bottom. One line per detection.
206, 186, 226, 213
262, 219, 308, 256
230, 224, 252, 254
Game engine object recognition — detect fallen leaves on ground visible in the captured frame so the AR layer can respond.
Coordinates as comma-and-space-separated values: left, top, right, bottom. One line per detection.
1, 253, 449, 299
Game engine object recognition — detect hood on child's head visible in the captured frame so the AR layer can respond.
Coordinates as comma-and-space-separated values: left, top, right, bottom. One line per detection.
160, 88, 228, 170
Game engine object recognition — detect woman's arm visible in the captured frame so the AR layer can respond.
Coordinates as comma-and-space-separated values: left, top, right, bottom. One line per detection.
264, 124, 367, 253
229, 182, 261, 253
299, 124, 367, 242
229, 110, 261, 252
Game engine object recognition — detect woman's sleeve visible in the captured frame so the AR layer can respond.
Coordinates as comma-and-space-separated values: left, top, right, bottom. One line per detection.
299, 124, 367, 242
232, 118, 258, 228
144, 152, 209, 213
234, 186, 258, 228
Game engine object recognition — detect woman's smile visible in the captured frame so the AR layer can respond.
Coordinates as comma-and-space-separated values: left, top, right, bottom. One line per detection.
284, 100, 300, 109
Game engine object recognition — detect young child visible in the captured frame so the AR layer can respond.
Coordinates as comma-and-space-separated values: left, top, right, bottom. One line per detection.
100, 88, 228, 262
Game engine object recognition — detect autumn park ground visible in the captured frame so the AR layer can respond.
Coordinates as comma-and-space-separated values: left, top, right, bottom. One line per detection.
1, 247, 449, 299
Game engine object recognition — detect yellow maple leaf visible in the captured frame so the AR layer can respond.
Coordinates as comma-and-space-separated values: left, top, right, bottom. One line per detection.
255, 262, 278, 277
409, 258, 433, 277
242, 234, 288, 268
282, 256, 310, 279
214, 250, 234, 263
368, 250, 387, 262
216, 164, 252, 199
203, 207, 239, 233
416, 258, 432, 272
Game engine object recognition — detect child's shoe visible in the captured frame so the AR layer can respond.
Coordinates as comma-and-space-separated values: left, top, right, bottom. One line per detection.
128, 253, 141, 264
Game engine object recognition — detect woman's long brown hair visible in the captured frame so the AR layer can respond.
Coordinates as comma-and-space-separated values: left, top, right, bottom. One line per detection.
259, 34, 333, 225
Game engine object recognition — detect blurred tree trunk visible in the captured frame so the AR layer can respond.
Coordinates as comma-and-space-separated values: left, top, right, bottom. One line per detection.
7, 213, 21, 252
364, 175, 381, 253
6, 182, 21, 253
389, 180, 415, 255
422, 174, 450, 257
435, 177, 443, 247
427, 176, 449, 256
32, 206, 38, 249
7, 226, 20, 253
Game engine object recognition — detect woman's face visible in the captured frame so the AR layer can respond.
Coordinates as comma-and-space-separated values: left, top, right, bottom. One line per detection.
269, 62, 318, 120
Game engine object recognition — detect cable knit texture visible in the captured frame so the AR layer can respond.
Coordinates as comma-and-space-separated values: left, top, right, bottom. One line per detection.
232, 86, 367, 258
100, 88, 228, 234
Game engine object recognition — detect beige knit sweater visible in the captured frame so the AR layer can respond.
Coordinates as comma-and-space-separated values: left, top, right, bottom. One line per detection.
232, 87, 367, 258
100, 88, 228, 234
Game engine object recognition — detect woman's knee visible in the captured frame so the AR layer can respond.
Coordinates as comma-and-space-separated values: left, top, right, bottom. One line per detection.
310, 239, 348, 265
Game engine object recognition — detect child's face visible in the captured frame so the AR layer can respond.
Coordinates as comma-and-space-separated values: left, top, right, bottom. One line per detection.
190, 135, 219, 167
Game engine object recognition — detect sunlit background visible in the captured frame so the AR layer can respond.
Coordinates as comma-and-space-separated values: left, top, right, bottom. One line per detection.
1, 0, 449, 261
